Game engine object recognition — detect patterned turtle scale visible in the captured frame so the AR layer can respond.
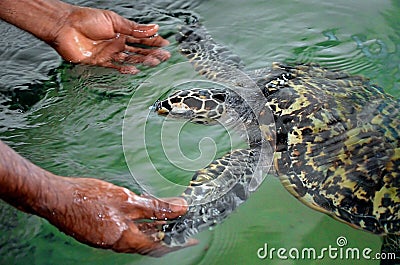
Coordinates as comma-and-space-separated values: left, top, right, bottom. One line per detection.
261, 63, 399, 236
154, 24, 399, 259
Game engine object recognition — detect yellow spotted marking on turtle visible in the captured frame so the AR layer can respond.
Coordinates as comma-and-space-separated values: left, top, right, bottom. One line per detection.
156, 24, 399, 252
261, 63, 399, 236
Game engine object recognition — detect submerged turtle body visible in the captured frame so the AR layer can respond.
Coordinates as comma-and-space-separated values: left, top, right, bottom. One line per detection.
154, 24, 400, 257
259, 63, 399, 236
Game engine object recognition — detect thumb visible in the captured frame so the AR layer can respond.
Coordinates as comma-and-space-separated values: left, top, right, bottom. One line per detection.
137, 195, 188, 220
107, 11, 159, 38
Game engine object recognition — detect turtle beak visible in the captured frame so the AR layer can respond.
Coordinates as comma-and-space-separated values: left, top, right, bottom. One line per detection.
153, 100, 170, 115
157, 108, 169, 115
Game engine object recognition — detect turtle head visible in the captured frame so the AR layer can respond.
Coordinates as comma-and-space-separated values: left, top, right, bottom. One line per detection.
154, 88, 227, 124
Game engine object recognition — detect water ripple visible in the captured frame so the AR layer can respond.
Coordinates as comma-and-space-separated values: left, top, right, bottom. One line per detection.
0, 1, 399, 265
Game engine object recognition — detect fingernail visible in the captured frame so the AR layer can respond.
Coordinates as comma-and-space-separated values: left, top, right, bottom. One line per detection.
147, 23, 159, 29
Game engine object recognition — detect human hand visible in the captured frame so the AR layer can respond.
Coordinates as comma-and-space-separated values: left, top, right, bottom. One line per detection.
50, 6, 171, 74
43, 177, 195, 256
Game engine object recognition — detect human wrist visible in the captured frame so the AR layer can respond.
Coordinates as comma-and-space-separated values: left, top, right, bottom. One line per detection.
28, 173, 68, 219
0, 0, 75, 43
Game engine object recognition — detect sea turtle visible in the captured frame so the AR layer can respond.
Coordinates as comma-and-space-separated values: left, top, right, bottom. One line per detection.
153, 24, 399, 261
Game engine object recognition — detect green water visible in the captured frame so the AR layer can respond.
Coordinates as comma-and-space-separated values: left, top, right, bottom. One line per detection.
0, 0, 399, 264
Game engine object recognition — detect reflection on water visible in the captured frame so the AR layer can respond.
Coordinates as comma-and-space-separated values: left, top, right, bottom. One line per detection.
0, 0, 399, 264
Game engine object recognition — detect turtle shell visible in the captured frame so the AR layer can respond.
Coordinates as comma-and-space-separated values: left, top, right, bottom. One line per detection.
259, 63, 399, 235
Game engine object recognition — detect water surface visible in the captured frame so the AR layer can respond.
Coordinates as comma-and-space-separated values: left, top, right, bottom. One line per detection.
0, 0, 399, 264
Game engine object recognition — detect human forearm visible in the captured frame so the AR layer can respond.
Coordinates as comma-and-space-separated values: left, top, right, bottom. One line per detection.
0, 140, 190, 254
0, 0, 74, 43
0, 140, 59, 215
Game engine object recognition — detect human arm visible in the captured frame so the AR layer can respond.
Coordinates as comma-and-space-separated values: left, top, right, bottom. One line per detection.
0, 140, 191, 256
0, 0, 170, 74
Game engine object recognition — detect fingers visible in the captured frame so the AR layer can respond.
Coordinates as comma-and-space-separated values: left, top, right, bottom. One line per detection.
132, 195, 188, 220
107, 46, 170, 73
124, 46, 171, 61
130, 23, 159, 38
93, 29, 170, 74
124, 55, 161, 67
90, 42, 170, 74
126, 35, 170, 47
121, 48, 170, 67
106, 11, 169, 47
97, 49, 169, 74
107, 11, 159, 38
114, 65, 141, 75
81, 11, 170, 73
112, 222, 198, 256
111, 194, 193, 256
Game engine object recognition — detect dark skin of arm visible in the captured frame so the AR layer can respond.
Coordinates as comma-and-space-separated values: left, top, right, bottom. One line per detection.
0, 0, 171, 74
0, 0, 194, 255
0, 140, 193, 256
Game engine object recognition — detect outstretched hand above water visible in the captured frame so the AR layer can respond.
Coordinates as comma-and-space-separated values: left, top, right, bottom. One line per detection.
50, 7, 171, 74
0, 0, 171, 74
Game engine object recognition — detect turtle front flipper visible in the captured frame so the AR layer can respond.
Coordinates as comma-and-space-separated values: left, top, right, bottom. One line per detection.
177, 24, 245, 83
160, 148, 267, 247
